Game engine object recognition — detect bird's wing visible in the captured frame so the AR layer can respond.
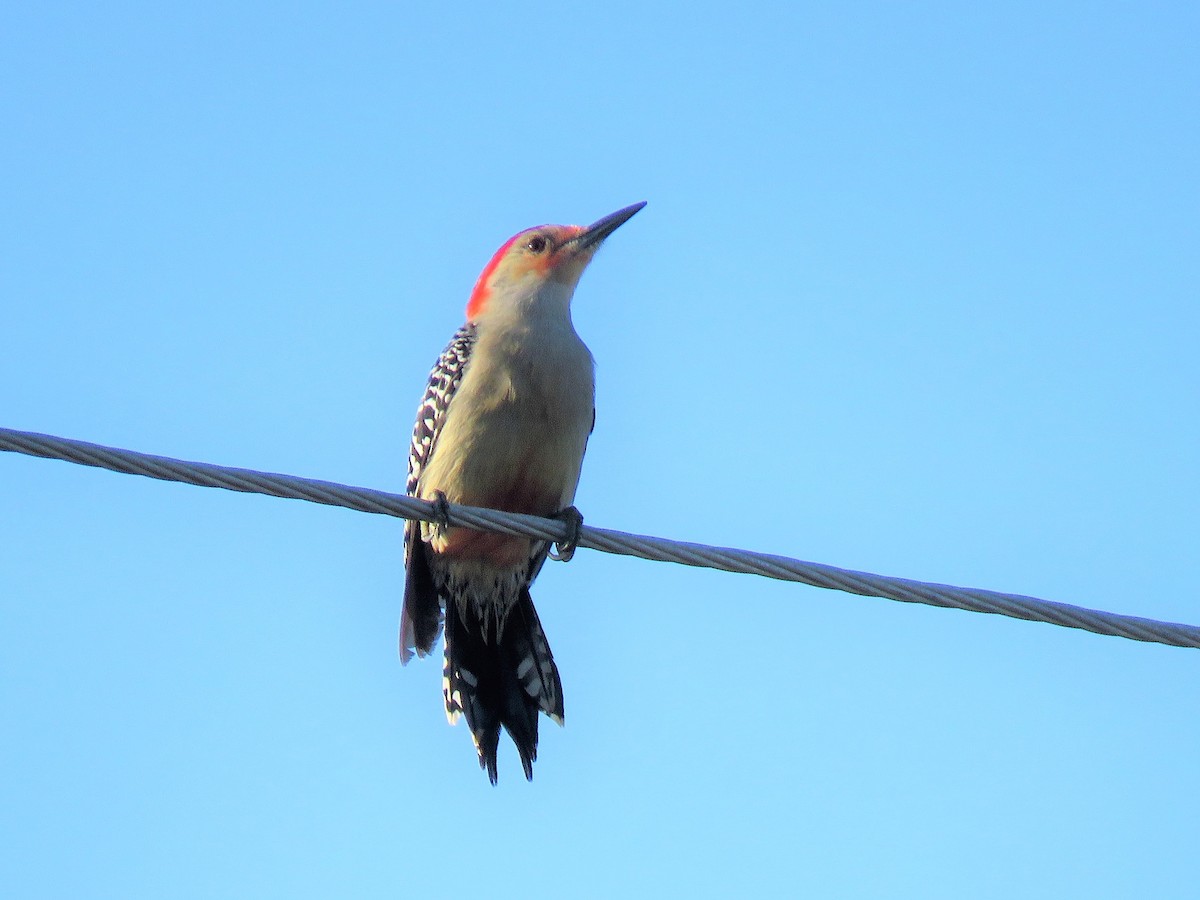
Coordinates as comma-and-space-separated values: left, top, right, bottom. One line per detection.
401, 322, 477, 662
406, 322, 478, 498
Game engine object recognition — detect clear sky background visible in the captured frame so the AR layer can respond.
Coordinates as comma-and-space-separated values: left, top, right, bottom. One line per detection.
2, 3, 1197, 897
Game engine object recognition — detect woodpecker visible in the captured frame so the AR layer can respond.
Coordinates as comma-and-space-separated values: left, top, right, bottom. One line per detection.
400, 201, 645, 783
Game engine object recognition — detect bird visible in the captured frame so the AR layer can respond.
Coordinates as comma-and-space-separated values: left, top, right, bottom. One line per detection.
400, 201, 646, 783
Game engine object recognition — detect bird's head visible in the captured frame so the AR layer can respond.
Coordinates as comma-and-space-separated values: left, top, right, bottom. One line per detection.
466, 202, 645, 321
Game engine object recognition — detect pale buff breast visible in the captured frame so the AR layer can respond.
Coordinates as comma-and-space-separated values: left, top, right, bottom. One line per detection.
418, 321, 595, 567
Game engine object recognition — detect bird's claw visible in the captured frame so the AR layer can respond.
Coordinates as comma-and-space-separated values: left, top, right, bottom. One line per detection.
426, 490, 452, 539
548, 506, 584, 562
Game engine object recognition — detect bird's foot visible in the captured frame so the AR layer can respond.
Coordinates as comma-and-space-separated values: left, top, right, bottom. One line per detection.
548, 506, 584, 562
427, 490, 452, 539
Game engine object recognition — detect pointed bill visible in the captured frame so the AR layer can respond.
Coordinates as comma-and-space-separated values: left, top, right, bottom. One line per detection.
569, 201, 647, 252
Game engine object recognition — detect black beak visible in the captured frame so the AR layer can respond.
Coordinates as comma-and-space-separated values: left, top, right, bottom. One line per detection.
570, 201, 647, 252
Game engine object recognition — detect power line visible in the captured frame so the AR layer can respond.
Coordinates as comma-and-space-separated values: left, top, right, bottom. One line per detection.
3, 426, 1197, 650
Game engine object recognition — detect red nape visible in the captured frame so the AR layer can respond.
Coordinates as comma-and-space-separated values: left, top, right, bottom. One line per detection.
466, 233, 522, 321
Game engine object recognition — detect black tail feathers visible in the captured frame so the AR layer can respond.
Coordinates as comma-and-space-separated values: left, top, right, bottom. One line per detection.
399, 524, 443, 663
443, 587, 563, 784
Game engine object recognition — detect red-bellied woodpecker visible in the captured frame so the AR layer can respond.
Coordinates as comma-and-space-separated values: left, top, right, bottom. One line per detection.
400, 202, 645, 783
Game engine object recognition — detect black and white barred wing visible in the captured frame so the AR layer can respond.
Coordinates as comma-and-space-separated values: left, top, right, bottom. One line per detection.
405, 323, 477, 497
400, 323, 477, 663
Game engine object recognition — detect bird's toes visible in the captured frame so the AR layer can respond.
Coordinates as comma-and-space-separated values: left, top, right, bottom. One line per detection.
548, 505, 584, 562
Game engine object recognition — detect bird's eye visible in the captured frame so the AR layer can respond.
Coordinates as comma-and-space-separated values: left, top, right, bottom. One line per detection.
526, 236, 548, 254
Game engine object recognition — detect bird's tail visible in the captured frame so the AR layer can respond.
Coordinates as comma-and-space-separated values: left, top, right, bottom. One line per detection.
443, 587, 563, 784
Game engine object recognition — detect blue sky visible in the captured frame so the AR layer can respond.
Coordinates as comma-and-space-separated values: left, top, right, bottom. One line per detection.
2, 3, 1198, 897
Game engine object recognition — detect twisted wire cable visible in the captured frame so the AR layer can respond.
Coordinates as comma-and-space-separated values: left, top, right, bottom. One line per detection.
3, 426, 1197, 650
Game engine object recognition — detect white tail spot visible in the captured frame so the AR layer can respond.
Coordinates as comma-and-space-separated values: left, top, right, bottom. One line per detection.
515, 655, 535, 680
